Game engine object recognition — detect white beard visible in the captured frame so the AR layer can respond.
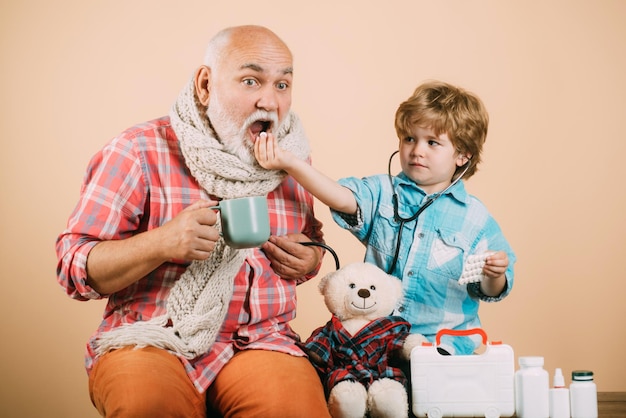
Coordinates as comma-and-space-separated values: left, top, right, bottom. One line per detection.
170, 76, 311, 199
207, 95, 282, 166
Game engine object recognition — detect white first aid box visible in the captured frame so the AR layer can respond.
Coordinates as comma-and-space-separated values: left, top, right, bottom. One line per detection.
410, 328, 515, 418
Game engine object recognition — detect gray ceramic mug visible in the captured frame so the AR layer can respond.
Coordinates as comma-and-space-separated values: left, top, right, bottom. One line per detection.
210, 196, 270, 249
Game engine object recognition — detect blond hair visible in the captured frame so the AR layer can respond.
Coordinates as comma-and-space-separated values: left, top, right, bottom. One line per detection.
394, 80, 489, 179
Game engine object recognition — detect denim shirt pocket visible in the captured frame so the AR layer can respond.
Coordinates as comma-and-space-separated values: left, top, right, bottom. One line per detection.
369, 203, 401, 258
426, 228, 471, 281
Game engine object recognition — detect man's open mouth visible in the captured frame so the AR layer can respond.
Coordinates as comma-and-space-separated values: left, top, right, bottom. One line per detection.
250, 120, 272, 136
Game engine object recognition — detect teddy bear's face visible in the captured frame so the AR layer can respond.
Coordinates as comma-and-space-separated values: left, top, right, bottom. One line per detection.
318, 262, 403, 322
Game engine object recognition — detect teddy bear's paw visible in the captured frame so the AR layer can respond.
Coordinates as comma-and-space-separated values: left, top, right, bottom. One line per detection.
401, 333, 429, 360
328, 380, 368, 418
367, 378, 409, 418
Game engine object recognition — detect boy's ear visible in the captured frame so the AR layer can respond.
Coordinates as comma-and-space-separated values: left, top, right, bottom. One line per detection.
457, 153, 472, 166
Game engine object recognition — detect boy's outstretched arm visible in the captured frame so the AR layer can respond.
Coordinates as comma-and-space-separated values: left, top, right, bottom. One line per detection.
254, 132, 357, 215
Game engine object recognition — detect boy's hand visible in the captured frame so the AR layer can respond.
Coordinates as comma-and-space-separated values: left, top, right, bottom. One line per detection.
483, 250, 508, 279
254, 132, 291, 170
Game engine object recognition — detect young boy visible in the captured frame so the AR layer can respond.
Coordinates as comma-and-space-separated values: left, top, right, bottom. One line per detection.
254, 80, 515, 355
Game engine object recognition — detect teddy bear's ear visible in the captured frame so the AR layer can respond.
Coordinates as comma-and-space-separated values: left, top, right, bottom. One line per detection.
317, 270, 336, 294
378, 268, 403, 300
390, 274, 403, 302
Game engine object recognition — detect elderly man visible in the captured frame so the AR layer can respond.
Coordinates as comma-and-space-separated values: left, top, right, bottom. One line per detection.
56, 25, 331, 418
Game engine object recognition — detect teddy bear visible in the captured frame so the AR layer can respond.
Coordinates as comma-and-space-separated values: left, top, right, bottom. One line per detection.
304, 261, 427, 418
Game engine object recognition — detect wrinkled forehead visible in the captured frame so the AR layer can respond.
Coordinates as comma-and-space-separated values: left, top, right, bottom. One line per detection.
219, 31, 293, 77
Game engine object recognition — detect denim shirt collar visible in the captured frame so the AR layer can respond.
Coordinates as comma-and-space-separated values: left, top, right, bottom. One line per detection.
394, 171, 469, 205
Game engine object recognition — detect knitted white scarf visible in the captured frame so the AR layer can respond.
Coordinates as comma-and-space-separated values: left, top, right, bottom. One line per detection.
94, 78, 310, 359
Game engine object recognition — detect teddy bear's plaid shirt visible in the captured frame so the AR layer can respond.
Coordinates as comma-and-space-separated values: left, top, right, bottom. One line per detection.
305, 314, 411, 395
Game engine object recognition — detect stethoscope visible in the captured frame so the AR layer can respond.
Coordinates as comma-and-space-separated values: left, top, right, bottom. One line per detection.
386, 150, 472, 274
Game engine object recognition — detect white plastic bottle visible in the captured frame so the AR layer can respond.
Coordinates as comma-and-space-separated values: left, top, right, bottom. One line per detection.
549, 368, 570, 418
515, 356, 549, 417
570, 370, 598, 418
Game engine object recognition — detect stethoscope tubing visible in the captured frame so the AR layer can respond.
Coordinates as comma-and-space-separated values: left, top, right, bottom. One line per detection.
386, 151, 471, 274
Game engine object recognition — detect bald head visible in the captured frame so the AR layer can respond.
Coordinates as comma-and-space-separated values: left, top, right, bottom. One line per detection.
203, 25, 292, 70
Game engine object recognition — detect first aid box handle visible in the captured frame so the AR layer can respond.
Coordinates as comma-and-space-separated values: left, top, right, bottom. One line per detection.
435, 327, 488, 346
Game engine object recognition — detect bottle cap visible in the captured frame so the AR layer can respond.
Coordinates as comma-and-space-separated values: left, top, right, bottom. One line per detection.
572, 370, 594, 381
519, 356, 544, 367
553, 368, 566, 387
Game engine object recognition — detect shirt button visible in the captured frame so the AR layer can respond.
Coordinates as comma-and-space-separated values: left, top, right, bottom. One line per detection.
407, 271, 414, 277
398, 306, 405, 313
418, 233, 425, 238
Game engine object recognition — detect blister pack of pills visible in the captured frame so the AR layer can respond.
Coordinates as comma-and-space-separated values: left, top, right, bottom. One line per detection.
458, 252, 494, 285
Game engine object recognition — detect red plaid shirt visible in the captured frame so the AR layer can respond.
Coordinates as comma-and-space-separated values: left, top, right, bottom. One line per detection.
56, 116, 324, 392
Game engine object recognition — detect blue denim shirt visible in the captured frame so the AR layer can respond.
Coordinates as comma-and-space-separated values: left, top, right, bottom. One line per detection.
331, 172, 515, 354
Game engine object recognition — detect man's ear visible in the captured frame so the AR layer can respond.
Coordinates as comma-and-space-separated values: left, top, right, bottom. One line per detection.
194, 65, 211, 106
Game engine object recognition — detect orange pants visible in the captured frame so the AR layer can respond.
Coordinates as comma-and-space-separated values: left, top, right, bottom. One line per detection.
89, 346, 331, 418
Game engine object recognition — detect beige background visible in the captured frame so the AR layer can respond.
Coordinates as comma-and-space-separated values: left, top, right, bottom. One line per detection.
2, 1, 625, 417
